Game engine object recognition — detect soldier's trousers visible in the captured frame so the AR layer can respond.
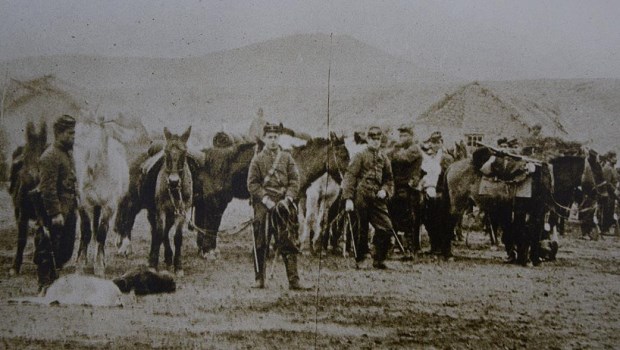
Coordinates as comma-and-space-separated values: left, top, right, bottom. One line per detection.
355, 197, 393, 263
388, 187, 422, 252
33, 210, 77, 288
252, 203, 300, 282
600, 196, 616, 233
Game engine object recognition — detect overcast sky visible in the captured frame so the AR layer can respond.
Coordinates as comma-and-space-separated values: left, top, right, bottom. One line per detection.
1, 0, 618, 80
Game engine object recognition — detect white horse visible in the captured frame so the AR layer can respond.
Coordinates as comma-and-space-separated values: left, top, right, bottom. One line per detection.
74, 116, 130, 277
300, 134, 366, 254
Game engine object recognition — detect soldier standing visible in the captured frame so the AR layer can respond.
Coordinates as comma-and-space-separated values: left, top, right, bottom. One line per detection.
34, 115, 78, 295
601, 151, 618, 235
247, 122, 310, 290
420, 131, 455, 256
522, 123, 543, 157
342, 125, 395, 269
387, 125, 423, 254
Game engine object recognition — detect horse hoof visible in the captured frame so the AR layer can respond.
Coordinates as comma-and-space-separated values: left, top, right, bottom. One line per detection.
202, 249, 218, 261
9, 268, 18, 277
117, 238, 132, 256
94, 267, 105, 278
175, 269, 184, 277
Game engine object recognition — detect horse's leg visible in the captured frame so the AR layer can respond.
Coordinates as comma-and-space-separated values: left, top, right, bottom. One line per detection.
77, 208, 92, 272
163, 212, 174, 269
148, 210, 163, 270
173, 215, 184, 276
10, 208, 29, 276
114, 193, 140, 256
299, 195, 314, 253
94, 205, 111, 277
198, 197, 228, 259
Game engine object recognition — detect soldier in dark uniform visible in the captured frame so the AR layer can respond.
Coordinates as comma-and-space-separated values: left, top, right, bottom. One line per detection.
601, 151, 618, 235
342, 125, 395, 269
387, 125, 423, 254
247, 123, 310, 290
34, 115, 78, 294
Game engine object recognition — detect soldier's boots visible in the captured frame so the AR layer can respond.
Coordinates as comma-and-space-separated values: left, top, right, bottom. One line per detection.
253, 276, 265, 289
283, 254, 312, 291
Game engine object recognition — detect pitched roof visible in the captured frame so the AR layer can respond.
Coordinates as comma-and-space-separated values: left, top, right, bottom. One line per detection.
416, 82, 569, 136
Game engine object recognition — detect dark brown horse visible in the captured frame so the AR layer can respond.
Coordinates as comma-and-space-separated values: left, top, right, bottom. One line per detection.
9, 121, 48, 276
547, 151, 606, 239
195, 133, 350, 257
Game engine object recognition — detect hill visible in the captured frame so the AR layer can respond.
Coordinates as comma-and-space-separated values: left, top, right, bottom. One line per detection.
0, 34, 618, 155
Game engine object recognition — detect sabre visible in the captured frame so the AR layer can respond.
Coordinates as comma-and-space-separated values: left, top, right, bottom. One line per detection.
390, 227, 407, 254
346, 212, 358, 261
250, 222, 260, 274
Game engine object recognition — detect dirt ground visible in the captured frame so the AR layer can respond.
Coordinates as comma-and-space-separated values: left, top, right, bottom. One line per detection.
0, 188, 619, 350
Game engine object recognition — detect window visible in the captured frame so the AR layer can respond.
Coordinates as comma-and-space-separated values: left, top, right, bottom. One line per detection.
465, 134, 483, 147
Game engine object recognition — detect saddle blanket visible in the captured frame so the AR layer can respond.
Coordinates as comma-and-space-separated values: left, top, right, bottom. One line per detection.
478, 176, 532, 199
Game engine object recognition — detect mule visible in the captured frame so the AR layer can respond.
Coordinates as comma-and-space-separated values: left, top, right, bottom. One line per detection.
74, 116, 130, 276
9, 121, 48, 276
113, 136, 204, 257
148, 127, 193, 275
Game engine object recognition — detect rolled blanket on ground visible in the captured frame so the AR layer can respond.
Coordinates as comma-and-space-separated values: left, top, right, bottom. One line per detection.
112, 265, 176, 295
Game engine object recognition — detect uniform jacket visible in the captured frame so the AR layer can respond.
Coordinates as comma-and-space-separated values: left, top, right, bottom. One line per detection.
247, 147, 300, 202
388, 141, 423, 188
39, 141, 78, 217
342, 147, 394, 201
602, 163, 619, 197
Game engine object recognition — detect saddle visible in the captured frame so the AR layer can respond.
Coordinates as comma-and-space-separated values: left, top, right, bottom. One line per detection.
475, 144, 538, 199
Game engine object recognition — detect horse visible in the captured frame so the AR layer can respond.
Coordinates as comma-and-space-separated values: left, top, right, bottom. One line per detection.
74, 116, 130, 276
8, 121, 48, 276
149, 126, 193, 275
441, 146, 557, 265
113, 134, 204, 257
547, 151, 606, 240
195, 133, 350, 258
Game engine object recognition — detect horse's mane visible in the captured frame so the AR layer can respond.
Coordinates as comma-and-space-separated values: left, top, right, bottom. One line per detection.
471, 147, 492, 171
201, 142, 256, 179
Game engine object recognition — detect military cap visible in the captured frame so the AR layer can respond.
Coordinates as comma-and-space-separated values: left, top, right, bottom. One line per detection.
497, 137, 508, 147
507, 138, 520, 147
263, 122, 283, 135
366, 126, 383, 139
53, 114, 76, 134
605, 151, 617, 159
425, 131, 443, 143
397, 124, 413, 135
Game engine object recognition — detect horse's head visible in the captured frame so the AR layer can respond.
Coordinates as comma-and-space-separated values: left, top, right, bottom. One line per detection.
162, 126, 191, 189
292, 133, 350, 190
419, 149, 443, 198
328, 132, 350, 182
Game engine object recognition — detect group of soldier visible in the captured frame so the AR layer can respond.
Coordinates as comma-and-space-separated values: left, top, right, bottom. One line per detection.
17, 113, 620, 294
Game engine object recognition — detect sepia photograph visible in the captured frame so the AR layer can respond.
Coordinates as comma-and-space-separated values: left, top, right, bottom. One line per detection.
0, 1, 619, 348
